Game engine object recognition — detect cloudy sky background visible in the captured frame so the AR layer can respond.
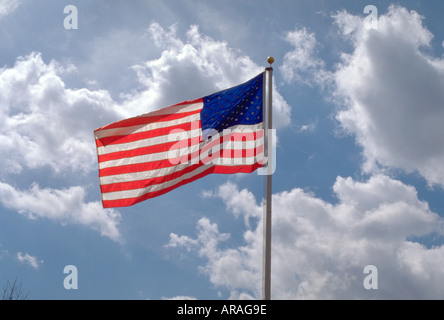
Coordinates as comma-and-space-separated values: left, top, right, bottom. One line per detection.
2, 0, 444, 299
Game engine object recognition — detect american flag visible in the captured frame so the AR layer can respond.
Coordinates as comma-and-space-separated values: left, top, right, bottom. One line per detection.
94, 72, 265, 208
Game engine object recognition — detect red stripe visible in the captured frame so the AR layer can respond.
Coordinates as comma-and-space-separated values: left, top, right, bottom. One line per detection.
94, 99, 202, 131
94, 97, 265, 208
98, 141, 174, 163
95, 121, 201, 147
100, 143, 264, 192
101, 162, 263, 208
98, 144, 263, 177
98, 138, 196, 163
100, 164, 201, 193
99, 158, 176, 177
98, 130, 263, 163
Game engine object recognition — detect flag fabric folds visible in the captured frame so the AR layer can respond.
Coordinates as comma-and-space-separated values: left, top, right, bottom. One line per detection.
94, 73, 265, 208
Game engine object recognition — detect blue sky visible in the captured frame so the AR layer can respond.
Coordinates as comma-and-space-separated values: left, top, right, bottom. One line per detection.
2, 0, 444, 299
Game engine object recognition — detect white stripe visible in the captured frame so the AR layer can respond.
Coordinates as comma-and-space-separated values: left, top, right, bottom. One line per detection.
100, 163, 192, 185
97, 123, 263, 156
98, 128, 264, 169
99, 143, 264, 186
102, 153, 263, 201
98, 139, 261, 169
95, 113, 201, 140
102, 164, 214, 200
97, 128, 202, 156
101, 152, 264, 202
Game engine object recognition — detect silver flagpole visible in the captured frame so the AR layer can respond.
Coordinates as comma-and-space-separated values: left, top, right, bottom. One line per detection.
263, 57, 274, 300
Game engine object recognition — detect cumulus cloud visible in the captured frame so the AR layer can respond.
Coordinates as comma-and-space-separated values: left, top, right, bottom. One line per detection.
0, 0, 21, 19
0, 52, 123, 241
280, 26, 326, 86
332, 5, 444, 187
0, 182, 122, 241
168, 214, 261, 300
167, 177, 444, 299
202, 182, 261, 228
279, 6, 444, 189
16, 252, 43, 270
121, 22, 291, 129
171, 5, 444, 299
0, 52, 120, 174
0, 21, 292, 243
0, 21, 291, 242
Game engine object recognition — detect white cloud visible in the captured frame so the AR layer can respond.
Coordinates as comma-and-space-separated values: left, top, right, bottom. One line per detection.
280, 26, 326, 86
298, 120, 318, 133
0, 52, 124, 241
0, 52, 121, 174
16, 252, 43, 270
0, 0, 21, 19
0, 22, 290, 243
121, 22, 291, 129
332, 5, 444, 187
168, 176, 444, 299
215, 182, 261, 228
280, 6, 444, 189
167, 215, 259, 300
166, 5, 444, 298
76, 27, 155, 96
0, 182, 122, 241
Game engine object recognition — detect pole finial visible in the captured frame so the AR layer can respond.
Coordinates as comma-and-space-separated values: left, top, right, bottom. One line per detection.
267, 56, 275, 67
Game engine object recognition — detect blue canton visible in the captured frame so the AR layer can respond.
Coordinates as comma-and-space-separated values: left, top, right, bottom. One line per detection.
201, 73, 263, 134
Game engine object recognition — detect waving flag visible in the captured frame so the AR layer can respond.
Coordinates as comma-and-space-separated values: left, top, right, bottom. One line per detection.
94, 73, 265, 208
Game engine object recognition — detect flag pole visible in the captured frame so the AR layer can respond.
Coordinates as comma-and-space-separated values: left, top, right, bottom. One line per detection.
263, 57, 274, 300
